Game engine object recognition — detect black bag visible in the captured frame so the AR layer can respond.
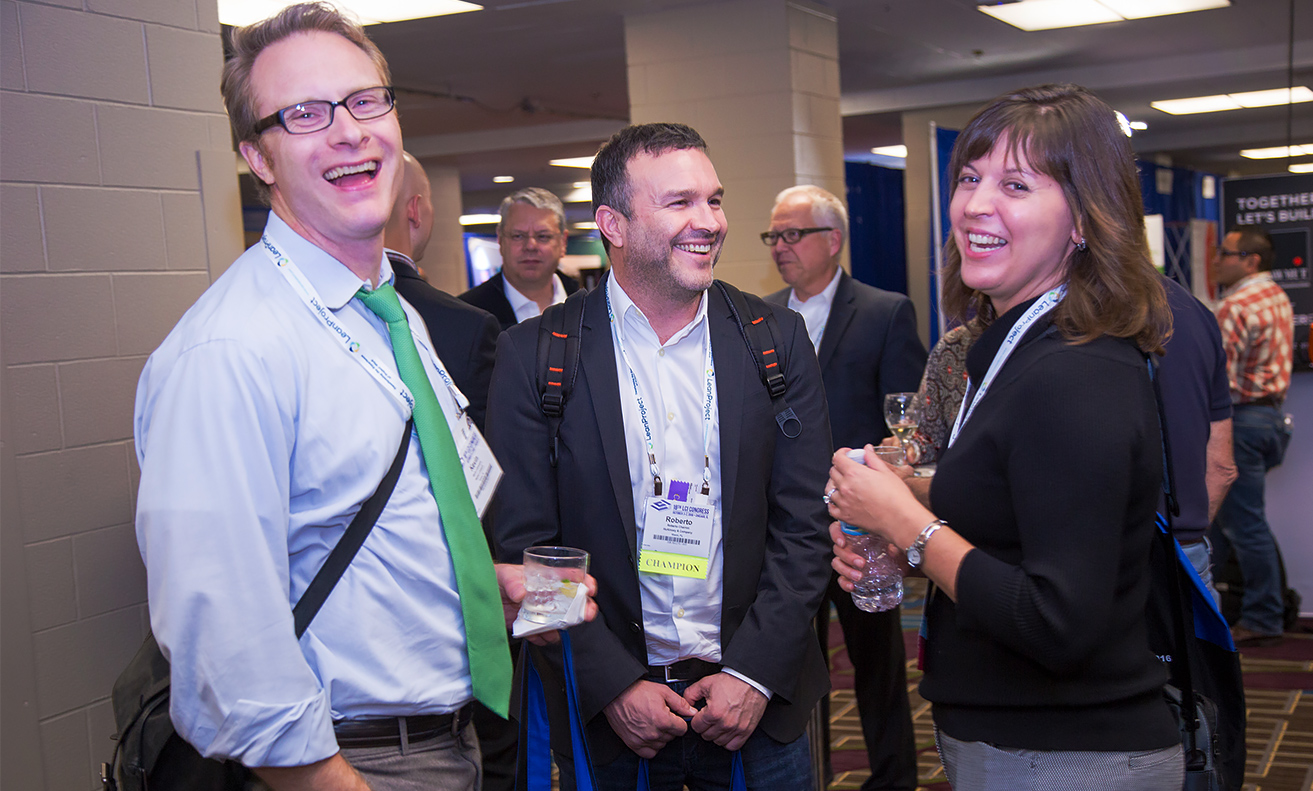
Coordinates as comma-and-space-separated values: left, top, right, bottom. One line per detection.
534, 277, 801, 468
1145, 358, 1246, 790
102, 421, 412, 791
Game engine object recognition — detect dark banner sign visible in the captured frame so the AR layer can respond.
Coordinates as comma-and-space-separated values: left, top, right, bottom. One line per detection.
1220, 174, 1313, 337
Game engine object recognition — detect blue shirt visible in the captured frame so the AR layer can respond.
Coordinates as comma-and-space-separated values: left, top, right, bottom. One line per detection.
134, 214, 473, 767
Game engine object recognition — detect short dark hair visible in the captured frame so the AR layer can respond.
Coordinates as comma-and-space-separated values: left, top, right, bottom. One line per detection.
591, 123, 708, 220
1228, 226, 1275, 271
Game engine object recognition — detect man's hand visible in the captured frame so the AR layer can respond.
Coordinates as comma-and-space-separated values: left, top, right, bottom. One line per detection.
494, 563, 599, 646
603, 679, 696, 759
254, 754, 371, 791
682, 673, 768, 751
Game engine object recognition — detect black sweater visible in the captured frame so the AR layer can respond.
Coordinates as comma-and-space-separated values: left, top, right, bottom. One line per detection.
922, 299, 1180, 751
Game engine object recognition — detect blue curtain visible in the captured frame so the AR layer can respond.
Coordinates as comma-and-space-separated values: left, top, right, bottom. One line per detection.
846, 161, 907, 296
1137, 163, 1222, 292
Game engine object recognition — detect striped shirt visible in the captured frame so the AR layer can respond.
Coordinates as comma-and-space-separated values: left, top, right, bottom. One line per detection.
1215, 271, 1294, 405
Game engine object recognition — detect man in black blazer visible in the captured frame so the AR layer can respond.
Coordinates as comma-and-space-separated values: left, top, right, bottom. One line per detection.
764, 185, 926, 791
383, 153, 500, 432
459, 187, 581, 330
486, 124, 833, 790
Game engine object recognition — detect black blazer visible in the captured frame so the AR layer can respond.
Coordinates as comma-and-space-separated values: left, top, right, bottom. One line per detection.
767, 270, 926, 450
485, 275, 834, 763
390, 252, 500, 431
459, 270, 582, 331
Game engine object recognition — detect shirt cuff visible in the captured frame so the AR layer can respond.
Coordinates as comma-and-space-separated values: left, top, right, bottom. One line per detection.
723, 667, 773, 700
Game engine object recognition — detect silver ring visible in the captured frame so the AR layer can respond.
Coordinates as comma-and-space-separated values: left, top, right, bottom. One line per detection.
823, 488, 836, 504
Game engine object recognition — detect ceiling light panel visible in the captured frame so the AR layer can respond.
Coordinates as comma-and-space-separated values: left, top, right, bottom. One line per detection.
218, 0, 481, 27
979, 0, 1229, 31
1152, 87, 1312, 115
1240, 144, 1313, 159
550, 156, 596, 169
459, 214, 500, 225
1289, 163, 1313, 174
871, 145, 908, 158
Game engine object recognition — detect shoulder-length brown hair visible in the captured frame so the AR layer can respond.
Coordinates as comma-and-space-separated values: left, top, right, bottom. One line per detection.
941, 84, 1171, 354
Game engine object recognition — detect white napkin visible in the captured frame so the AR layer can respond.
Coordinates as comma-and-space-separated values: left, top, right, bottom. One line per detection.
511, 580, 590, 638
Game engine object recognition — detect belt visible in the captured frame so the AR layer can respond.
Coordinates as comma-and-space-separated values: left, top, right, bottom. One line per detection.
647, 658, 723, 683
333, 704, 473, 749
1239, 395, 1283, 408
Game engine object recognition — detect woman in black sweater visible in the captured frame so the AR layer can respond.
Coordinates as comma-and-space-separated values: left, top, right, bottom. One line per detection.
825, 84, 1182, 790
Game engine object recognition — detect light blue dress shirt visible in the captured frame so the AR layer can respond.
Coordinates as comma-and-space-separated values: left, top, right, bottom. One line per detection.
134, 214, 474, 767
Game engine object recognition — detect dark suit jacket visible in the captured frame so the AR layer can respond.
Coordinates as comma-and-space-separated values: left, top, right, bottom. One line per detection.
767, 270, 926, 450
485, 275, 834, 763
459, 270, 582, 331
389, 252, 500, 431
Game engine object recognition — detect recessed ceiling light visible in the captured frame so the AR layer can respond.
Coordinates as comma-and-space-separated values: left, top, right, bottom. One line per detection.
977, 0, 1227, 31
563, 185, 593, 204
1289, 163, 1313, 174
1129, 121, 1148, 131
871, 145, 908, 158
573, 181, 591, 189
1241, 144, 1313, 159
493, 176, 514, 183
459, 214, 500, 225
218, 0, 482, 27
574, 221, 599, 230
550, 156, 596, 169
1151, 87, 1313, 115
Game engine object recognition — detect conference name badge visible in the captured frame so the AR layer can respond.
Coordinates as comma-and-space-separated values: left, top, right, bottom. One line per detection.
454, 415, 501, 519
639, 491, 714, 579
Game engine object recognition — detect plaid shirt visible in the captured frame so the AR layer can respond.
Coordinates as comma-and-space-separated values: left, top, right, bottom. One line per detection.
1215, 272, 1294, 404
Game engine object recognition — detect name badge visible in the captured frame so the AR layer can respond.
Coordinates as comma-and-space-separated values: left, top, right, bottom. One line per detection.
453, 413, 501, 518
639, 494, 715, 579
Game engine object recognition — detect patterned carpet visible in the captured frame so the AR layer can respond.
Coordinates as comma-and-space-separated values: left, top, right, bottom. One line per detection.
826, 579, 1313, 790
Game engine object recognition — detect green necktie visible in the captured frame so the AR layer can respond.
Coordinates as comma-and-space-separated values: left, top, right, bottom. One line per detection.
356, 283, 511, 718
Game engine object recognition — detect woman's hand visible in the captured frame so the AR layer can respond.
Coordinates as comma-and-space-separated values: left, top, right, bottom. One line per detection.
826, 445, 932, 548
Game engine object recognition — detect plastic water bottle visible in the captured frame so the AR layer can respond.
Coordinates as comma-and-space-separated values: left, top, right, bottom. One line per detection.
841, 525, 904, 612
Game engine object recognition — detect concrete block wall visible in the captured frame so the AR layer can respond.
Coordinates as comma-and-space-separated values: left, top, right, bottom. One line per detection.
0, 1, 242, 788
625, 0, 845, 296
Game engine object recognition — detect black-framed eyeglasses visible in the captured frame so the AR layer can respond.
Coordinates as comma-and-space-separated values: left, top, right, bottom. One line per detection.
760, 227, 833, 246
1215, 247, 1248, 259
254, 86, 396, 135
506, 231, 562, 247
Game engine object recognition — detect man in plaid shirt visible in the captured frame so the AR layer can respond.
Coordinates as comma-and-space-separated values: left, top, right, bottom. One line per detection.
1212, 226, 1294, 646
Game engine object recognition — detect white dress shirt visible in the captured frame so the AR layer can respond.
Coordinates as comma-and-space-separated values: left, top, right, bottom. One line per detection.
504, 271, 568, 323
134, 214, 473, 767
607, 277, 769, 697
787, 266, 843, 354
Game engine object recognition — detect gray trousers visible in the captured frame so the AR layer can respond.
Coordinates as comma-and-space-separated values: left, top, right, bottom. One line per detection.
339, 720, 483, 791
936, 729, 1183, 791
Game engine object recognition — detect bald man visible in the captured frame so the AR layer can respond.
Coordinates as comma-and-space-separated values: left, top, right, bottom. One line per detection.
384, 152, 501, 430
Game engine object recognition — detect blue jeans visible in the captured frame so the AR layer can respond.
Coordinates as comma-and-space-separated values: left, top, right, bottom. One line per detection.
1214, 404, 1287, 636
1180, 538, 1218, 605
582, 680, 813, 791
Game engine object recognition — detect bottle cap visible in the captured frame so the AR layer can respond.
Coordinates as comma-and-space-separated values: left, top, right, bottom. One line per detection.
840, 524, 865, 537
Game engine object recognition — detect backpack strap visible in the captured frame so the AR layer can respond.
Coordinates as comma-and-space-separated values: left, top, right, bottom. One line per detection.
713, 280, 802, 438
536, 289, 588, 467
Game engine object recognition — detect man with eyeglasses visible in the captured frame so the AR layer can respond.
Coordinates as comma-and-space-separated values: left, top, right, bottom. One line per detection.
131, 5, 600, 790
762, 185, 926, 791
460, 187, 581, 330
1210, 227, 1295, 647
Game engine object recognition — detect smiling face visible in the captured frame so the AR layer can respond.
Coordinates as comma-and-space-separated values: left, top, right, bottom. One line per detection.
950, 138, 1080, 315
606, 148, 726, 301
238, 31, 401, 267
498, 202, 567, 293
769, 193, 841, 300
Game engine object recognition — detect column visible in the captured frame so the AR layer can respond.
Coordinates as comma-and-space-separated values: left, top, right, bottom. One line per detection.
624, 0, 845, 294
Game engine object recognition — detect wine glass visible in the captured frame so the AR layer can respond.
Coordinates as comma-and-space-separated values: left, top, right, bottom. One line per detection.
883, 392, 919, 457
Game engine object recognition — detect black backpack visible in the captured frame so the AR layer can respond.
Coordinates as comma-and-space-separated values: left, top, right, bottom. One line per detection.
534, 278, 802, 467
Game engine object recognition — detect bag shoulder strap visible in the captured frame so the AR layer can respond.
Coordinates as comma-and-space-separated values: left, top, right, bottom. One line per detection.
536, 289, 588, 467
1147, 357, 1205, 761
293, 418, 413, 635
713, 280, 802, 438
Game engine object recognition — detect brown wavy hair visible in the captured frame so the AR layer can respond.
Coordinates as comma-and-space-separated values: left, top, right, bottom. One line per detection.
941, 84, 1171, 354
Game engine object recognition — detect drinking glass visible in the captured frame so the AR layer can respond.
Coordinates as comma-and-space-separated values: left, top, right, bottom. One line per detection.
521, 547, 589, 624
883, 392, 919, 456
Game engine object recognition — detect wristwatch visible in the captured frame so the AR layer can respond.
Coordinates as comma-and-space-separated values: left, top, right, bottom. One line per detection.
905, 519, 946, 568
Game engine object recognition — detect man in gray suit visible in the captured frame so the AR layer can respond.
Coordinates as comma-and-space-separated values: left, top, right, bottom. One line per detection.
764, 185, 926, 791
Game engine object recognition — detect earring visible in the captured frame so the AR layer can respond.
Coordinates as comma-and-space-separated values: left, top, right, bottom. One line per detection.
1076, 237, 1088, 252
